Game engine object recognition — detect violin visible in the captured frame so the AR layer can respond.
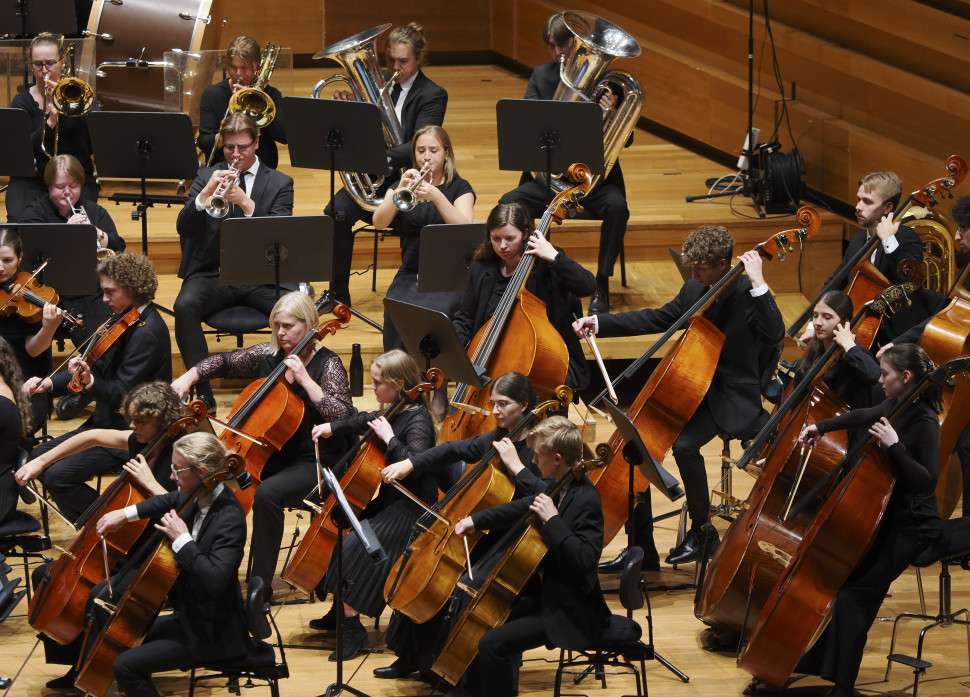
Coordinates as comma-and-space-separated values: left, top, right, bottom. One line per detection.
383, 389, 571, 624
74, 450, 248, 697
282, 369, 443, 596
27, 400, 210, 646
67, 306, 142, 393
0, 267, 83, 329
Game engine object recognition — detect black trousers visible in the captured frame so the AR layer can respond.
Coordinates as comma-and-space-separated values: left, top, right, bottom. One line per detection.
113, 615, 196, 697
958, 423, 970, 517
32, 426, 127, 523
324, 187, 385, 294
498, 178, 628, 280
477, 614, 545, 697
173, 277, 277, 400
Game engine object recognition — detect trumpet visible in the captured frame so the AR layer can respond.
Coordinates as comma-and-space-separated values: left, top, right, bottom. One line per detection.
66, 194, 114, 259
204, 158, 240, 218
391, 162, 433, 212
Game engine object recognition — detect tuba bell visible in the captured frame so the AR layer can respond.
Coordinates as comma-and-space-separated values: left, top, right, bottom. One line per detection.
534, 11, 643, 195
311, 24, 405, 212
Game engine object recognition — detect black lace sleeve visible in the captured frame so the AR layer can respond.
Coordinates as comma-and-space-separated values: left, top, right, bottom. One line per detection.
311, 352, 353, 421
196, 344, 273, 382
386, 407, 436, 463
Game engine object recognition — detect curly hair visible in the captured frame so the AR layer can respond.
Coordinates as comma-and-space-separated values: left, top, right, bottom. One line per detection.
97, 253, 158, 304
120, 382, 186, 431
681, 224, 734, 265
0, 337, 30, 436
951, 196, 970, 229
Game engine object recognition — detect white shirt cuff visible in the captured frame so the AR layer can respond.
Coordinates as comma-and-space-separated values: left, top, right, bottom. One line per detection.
124, 505, 139, 522
882, 235, 899, 254
172, 533, 193, 553
749, 284, 771, 297
195, 194, 206, 211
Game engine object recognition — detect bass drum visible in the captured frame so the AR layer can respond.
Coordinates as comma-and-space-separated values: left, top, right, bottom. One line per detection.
84, 0, 227, 111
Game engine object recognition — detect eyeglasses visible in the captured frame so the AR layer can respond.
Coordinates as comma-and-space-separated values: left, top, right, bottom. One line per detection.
31, 60, 61, 70
488, 399, 519, 409
170, 464, 193, 476
223, 141, 255, 152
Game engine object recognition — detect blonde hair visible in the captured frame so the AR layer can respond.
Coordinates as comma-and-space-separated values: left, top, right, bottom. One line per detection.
858, 171, 903, 211
43, 154, 85, 188
387, 23, 426, 58
372, 349, 434, 415
173, 432, 232, 476
411, 125, 457, 186
268, 291, 318, 353
526, 415, 581, 467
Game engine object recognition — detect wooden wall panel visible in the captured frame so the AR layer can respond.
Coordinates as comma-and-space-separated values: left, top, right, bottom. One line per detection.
216, 1, 324, 55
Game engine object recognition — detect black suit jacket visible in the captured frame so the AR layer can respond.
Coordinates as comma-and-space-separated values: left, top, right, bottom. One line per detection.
197, 80, 287, 169
598, 277, 785, 436
385, 70, 448, 170
452, 252, 597, 389
136, 487, 249, 662
826, 224, 923, 288
471, 475, 611, 650
176, 162, 294, 279
50, 303, 172, 429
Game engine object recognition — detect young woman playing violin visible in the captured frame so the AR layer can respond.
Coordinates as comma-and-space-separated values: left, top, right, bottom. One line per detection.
453, 202, 596, 391
171, 290, 353, 598
0, 227, 63, 433
0, 336, 33, 526
308, 349, 439, 660
796, 344, 942, 697
373, 125, 476, 352
22, 253, 172, 523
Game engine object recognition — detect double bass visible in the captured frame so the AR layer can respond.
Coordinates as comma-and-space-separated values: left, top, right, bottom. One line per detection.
438, 164, 591, 445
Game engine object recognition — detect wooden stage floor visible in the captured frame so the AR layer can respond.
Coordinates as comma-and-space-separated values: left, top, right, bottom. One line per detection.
4, 64, 966, 697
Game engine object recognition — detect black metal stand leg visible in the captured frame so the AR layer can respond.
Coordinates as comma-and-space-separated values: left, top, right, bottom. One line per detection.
654, 651, 689, 682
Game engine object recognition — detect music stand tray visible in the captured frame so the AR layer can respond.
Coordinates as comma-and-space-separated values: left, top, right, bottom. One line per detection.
17, 223, 99, 295
0, 109, 38, 178
416, 223, 485, 294
384, 298, 487, 387
495, 98, 605, 175
219, 215, 334, 290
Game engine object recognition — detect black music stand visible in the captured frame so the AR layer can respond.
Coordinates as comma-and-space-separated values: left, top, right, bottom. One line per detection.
0, 109, 36, 180
18, 223, 99, 295
496, 98, 604, 208
384, 298, 487, 387
220, 215, 333, 300
87, 111, 197, 257
416, 223, 484, 293
0, 0, 75, 34
280, 96, 386, 329
316, 464, 385, 697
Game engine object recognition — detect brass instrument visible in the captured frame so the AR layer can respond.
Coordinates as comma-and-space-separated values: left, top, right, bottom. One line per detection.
40, 44, 96, 157
206, 44, 281, 166
204, 157, 240, 218
311, 24, 405, 211
901, 206, 956, 293
392, 161, 432, 212
534, 11, 643, 194
66, 194, 114, 260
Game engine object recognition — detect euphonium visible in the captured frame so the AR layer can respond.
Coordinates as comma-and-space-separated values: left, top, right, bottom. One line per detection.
311, 24, 405, 212
41, 43, 95, 157
391, 161, 432, 212
204, 158, 240, 218
534, 10, 643, 194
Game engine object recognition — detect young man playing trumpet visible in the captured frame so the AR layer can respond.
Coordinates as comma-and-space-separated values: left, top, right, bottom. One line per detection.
174, 112, 293, 412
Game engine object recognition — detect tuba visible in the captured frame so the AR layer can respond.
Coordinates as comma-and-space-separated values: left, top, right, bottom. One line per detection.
41, 43, 96, 157
534, 11, 643, 194
311, 24, 405, 212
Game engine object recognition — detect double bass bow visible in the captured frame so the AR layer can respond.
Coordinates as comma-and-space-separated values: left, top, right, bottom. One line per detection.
587, 207, 822, 544
438, 164, 591, 445
215, 304, 351, 511
282, 368, 443, 596
383, 389, 572, 624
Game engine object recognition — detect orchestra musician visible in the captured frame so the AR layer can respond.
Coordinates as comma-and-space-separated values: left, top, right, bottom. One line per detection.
323, 22, 447, 307
450, 416, 610, 697
171, 290, 352, 597
372, 125, 475, 352
197, 36, 287, 169
796, 344, 943, 697
574, 225, 785, 568
94, 432, 249, 697
0, 228, 62, 434
452, 202, 596, 392
308, 349, 439, 660
174, 112, 293, 413
21, 253, 172, 523
7, 33, 99, 222
0, 336, 32, 526
498, 13, 629, 314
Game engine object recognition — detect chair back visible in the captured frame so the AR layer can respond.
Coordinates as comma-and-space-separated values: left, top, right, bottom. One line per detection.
618, 545, 645, 612
246, 576, 272, 641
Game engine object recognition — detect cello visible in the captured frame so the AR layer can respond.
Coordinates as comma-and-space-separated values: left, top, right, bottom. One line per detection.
216, 304, 350, 511
26, 401, 210, 646
281, 369, 443, 596
736, 357, 970, 687
587, 207, 822, 544
438, 165, 591, 445
383, 389, 571, 624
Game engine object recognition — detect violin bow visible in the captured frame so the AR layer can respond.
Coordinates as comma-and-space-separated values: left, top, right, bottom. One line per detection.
33, 313, 112, 393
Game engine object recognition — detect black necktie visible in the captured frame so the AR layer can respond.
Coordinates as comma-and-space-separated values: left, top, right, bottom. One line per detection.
239, 170, 250, 196
391, 83, 402, 106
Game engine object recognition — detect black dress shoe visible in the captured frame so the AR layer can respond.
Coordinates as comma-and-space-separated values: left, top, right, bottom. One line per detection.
308, 603, 337, 631
373, 657, 419, 679
598, 547, 631, 573
45, 670, 78, 689
665, 528, 719, 565
329, 614, 367, 661
588, 287, 610, 314
54, 392, 93, 420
